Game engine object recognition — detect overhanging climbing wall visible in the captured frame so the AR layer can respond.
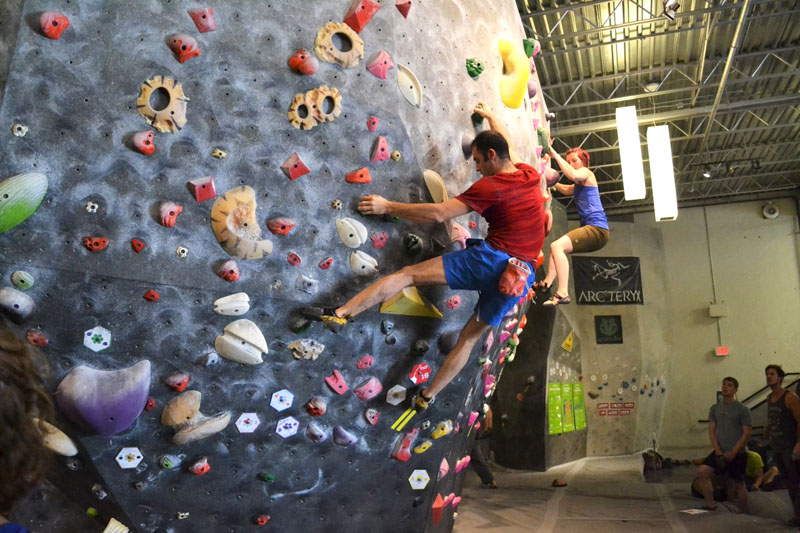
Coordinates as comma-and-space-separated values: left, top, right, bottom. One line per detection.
0, 1, 552, 531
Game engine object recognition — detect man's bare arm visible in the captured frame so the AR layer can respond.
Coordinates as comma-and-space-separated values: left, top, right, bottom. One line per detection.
473, 102, 521, 165
358, 195, 471, 223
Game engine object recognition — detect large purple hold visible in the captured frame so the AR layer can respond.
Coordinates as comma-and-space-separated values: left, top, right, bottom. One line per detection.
56, 360, 151, 435
333, 426, 358, 447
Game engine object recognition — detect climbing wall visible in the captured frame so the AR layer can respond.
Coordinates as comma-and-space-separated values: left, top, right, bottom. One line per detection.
0, 1, 551, 532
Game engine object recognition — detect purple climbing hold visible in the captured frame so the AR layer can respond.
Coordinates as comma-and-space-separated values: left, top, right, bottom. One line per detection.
306, 421, 327, 443
333, 426, 358, 447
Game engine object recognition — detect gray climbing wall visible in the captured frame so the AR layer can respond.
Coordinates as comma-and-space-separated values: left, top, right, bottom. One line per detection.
0, 1, 549, 532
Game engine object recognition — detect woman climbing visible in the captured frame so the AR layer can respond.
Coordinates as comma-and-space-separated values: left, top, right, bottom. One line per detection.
536, 146, 609, 306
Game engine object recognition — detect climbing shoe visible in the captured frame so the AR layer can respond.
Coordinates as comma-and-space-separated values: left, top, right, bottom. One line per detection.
412, 390, 435, 411
300, 306, 349, 334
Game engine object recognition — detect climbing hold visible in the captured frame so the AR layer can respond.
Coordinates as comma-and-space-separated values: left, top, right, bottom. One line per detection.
281, 153, 311, 181
255, 515, 271, 526
318, 257, 333, 269
145, 398, 157, 411
290, 315, 311, 333
345, 167, 372, 184
409, 363, 431, 385
325, 370, 349, 395
392, 427, 419, 461
288, 94, 317, 130
276, 416, 300, 439
306, 421, 327, 443
288, 49, 319, 75
33, 418, 77, 457
0, 172, 48, 233
438, 458, 450, 481
523, 38, 541, 58
383, 214, 401, 223
331, 199, 343, 209
199, 352, 220, 366
136, 76, 189, 133
354, 376, 383, 401
86, 201, 99, 213
159, 455, 178, 470
498, 38, 530, 109
310, 85, 343, 124
287, 252, 302, 266
537, 126, 551, 154
161, 390, 231, 445
235, 413, 261, 433
214, 319, 268, 365
431, 420, 453, 439
527, 77, 539, 98
188, 7, 216, 32
411, 340, 430, 358
176, 246, 189, 258
168, 34, 201, 63
39, 12, 70, 39
315, 21, 364, 68
333, 426, 358, 446
396, 0, 412, 17
413, 440, 432, 454
91, 485, 108, 500
403, 233, 424, 255
159, 201, 183, 227
380, 287, 442, 318
385, 334, 397, 345
212, 148, 227, 158
445, 295, 461, 310
83, 326, 111, 352
465, 58, 484, 79
381, 320, 394, 334
26, 329, 47, 347
350, 250, 378, 276
386, 385, 407, 405
142, 289, 160, 302
423, 170, 448, 203
165, 373, 190, 392
56, 360, 150, 436
10, 271, 34, 290
443, 493, 455, 506
438, 330, 459, 354
217, 260, 240, 282
132, 131, 155, 156
397, 64, 423, 107
482, 331, 494, 355
364, 408, 380, 425
336, 217, 368, 247
356, 355, 374, 369
131, 238, 146, 253
546, 112, 556, 121
409, 469, 430, 490
189, 457, 210, 475
344, 0, 381, 33
83, 237, 109, 252
210, 186, 273, 259
306, 397, 327, 417
12, 123, 28, 137
455, 456, 472, 473
370, 136, 391, 162
450, 222, 470, 250
366, 116, 379, 132
187, 175, 217, 203
267, 217, 296, 235
213, 292, 250, 316
391, 150, 402, 161
295, 274, 318, 294
370, 232, 388, 249
288, 339, 325, 361
176, 512, 190, 520
115, 447, 144, 470
461, 133, 474, 159
367, 50, 394, 80
544, 165, 560, 187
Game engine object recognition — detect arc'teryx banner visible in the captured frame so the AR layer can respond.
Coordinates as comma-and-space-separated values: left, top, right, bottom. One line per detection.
573, 256, 644, 305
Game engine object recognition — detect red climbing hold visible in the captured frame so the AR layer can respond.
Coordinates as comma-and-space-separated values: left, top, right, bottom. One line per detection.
287, 253, 302, 266
131, 238, 146, 253
189, 457, 210, 475
344, 0, 381, 33
392, 427, 419, 462
217, 260, 240, 282
83, 237, 109, 252
367, 50, 394, 80
267, 217, 296, 236
159, 202, 182, 227
370, 232, 388, 249
144, 398, 157, 411
395, 0, 412, 18
281, 152, 311, 181
132, 131, 155, 156
356, 354, 373, 369
254, 515, 271, 526
187, 8, 217, 33
432, 493, 444, 525
306, 397, 327, 417
318, 257, 333, 270
288, 49, 319, 76
409, 363, 431, 385
345, 167, 372, 184
468, 221, 477, 229
370, 136, 390, 162
187, 176, 217, 203
354, 376, 383, 401
143, 289, 160, 302
26, 329, 48, 347
165, 373, 190, 392
168, 34, 201, 63
325, 370, 349, 395
39, 12, 70, 40
366, 116, 379, 132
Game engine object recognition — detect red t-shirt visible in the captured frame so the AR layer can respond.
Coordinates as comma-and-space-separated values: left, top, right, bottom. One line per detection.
455, 163, 544, 262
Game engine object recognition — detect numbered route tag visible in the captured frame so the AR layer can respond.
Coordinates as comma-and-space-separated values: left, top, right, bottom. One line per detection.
409, 362, 431, 385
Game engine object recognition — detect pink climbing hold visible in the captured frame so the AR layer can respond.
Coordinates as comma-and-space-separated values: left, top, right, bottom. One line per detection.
325, 370, 348, 395
344, 0, 381, 34
188, 8, 217, 33
366, 116, 379, 132
452, 496, 462, 509
288, 49, 319, 76
132, 131, 155, 156
217, 260, 240, 282
370, 232, 388, 249
366, 50, 394, 80
356, 354, 373, 369
536, 146, 543, 158
392, 427, 419, 462
287, 253, 302, 266
455, 455, 471, 473
318, 257, 333, 269
482, 331, 494, 355
364, 408, 380, 425
281, 152, 311, 181
439, 458, 449, 479
168, 34, 201, 63
443, 493, 455, 507
165, 373, 190, 392
468, 221, 477, 230
354, 376, 383, 401
468, 411, 479, 428
370, 136, 390, 162
446, 295, 461, 310
345, 167, 372, 184
450, 222, 470, 250
159, 202, 182, 227
484, 374, 496, 395
40, 12, 70, 40
533, 118, 540, 130
267, 217, 296, 236
395, 0, 412, 18
499, 331, 511, 344
187, 176, 217, 203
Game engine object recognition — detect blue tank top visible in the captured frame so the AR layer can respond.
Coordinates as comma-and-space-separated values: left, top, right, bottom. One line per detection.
0, 524, 32, 533
573, 183, 608, 229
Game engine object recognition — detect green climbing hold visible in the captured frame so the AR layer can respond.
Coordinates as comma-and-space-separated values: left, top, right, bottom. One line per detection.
382, 214, 401, 223
465, 58, 484, 79
537, 127, 550, 154
11, 271, 34, 290
523, 39, 537, 58
259, 472, 276, 483
290, 315, 312, 334
0, 173, 48, 233
86, 508, 99, 518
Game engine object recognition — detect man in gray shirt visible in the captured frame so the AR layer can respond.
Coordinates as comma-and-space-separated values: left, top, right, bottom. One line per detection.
696, 376, 752, 513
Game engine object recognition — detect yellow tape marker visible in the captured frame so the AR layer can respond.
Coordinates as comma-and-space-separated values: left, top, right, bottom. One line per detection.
391, 407, 417, 431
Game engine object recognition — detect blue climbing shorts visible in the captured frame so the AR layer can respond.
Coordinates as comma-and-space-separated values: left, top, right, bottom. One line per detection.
442, 240, 534, 327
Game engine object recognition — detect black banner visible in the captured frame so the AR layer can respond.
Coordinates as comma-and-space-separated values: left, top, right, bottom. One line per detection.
573, 257, 643, 305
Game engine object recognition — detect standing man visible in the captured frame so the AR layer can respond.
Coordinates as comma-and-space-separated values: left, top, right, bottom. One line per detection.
764, 364, 800, 526
302, 102, 544, 407
696, 377, 752, 513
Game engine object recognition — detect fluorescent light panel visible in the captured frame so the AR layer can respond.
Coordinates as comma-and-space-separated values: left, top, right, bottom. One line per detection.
647, 125, 678, 221
615, 106, 646, 200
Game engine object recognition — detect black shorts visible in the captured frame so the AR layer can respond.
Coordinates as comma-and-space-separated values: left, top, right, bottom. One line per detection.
702, 450, 747, 481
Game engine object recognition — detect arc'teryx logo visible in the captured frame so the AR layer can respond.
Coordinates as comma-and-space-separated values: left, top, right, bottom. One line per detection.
590, 260, 631, 286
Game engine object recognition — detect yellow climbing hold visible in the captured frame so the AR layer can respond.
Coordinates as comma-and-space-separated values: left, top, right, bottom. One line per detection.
380, 287, 443, 318
498, 38, 530, 109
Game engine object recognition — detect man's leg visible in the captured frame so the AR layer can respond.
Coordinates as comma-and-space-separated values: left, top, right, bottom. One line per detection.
697, 464, 717, 509
776, 450, 800, 521
470, 440, 496, 487
336, 256, 446, 319
733, 480, 748, 513
423, 313, 491, 398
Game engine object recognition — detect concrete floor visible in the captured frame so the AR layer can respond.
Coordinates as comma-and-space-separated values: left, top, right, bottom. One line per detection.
454, 454, 797, 532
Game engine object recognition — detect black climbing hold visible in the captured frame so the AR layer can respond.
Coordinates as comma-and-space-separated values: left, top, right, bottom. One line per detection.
381, 320, 394, 334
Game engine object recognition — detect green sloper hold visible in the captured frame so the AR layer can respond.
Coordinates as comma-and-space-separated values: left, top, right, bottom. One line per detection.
0, 173, 48, 233
465, 58, 484, 79
523, 39, 536, 58
537, 127, 550, 153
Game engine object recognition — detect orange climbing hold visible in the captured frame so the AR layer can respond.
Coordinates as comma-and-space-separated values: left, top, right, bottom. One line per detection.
346, 167, 372, 184
83, 237, 109, 252
131, 238, 146, 253
344, 0, 381, 33
432, 493, 444, 525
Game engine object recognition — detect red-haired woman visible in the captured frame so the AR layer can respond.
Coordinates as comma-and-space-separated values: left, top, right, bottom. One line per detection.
536, 146, 609, 306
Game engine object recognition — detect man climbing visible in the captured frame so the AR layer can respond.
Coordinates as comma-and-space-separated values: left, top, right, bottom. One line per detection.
302, 102, 544, 406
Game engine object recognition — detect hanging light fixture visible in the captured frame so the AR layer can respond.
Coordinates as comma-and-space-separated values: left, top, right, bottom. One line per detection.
702, 165, 712, 178
616, 106, 646, 200
726, 162, 735, 175
647, 125, 678, 221
663, 0, 680, 21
